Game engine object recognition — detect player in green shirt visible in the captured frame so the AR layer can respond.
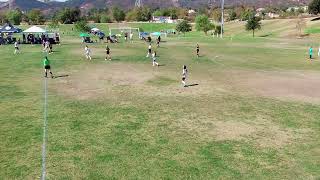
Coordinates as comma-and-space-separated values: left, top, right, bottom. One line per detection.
43, 57, 54, 78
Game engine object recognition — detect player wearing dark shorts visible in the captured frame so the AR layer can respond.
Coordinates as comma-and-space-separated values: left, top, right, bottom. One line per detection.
43, 57, 54, 78
146, 44, 152, 57
182, 65, 188, 87
105, 45, 111, 61
49, 43, 53, 54
196, 43, 200, 58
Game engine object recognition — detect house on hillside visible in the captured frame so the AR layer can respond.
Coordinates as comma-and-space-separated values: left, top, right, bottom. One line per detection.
255, 8, 266, 17
188, 9, 196, 15
152, 16, 177, 23
256, 8, 266, 13
287, 6, 308, 12
267, 12, 280, 18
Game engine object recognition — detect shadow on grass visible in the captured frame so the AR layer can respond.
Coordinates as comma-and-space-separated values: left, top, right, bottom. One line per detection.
259, 33, 272, 37
185, 83, 199, 87
53, 74, 69, 79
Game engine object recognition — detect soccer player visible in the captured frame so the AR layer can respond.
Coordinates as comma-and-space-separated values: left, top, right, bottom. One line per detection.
182, 65, 188, 87
85, 45, 92, 60
146, 44, 152, 57
309, 46, 313, 60
130, 32, 133, 43
43, 56, 54, 78
196, 43, 200, 58
49, 42, 53, 54
157, 36, 161, 47
14, 41, 20, 54
43, 41, 49, 54
124, 32, 128, 41
152, 52, 159, 66
105, 45, 111, 61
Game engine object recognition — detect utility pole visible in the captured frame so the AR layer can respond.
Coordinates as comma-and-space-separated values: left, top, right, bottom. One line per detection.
135, 0, 142, 8
8, 0, 14, 10
221, 0, 224, 38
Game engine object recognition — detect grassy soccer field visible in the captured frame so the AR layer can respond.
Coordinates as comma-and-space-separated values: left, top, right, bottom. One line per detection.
1, 19, 320, 179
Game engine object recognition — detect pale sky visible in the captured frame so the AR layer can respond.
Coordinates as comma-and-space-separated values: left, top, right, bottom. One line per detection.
0, 0, 68, 2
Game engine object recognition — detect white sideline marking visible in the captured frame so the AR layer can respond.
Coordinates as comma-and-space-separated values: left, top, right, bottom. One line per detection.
41, 78, 48, 180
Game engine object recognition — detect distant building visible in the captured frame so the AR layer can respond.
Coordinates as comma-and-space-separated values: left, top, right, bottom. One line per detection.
188, 9, 196, 15
267, 12, 280, 18
152, 16, 177, 24
256, 8, 266, 12
287, 6, 308, 12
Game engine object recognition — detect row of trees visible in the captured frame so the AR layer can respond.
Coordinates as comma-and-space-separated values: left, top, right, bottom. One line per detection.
0, 9, 45, 25
175, 14, 260, 37
2, 2, 318, 26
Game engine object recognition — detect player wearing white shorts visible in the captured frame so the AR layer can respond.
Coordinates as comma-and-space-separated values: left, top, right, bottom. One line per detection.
130, 32, 133, 43
152, 52, 159, 66
14, 41, 20, 54
85, 45, 92, 60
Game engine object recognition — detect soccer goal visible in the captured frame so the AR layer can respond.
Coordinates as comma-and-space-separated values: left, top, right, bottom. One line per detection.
109, 27, 141, 38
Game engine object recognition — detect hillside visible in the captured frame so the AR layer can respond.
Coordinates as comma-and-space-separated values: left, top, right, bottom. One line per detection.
0, 0, 311, 11
62, 0, 310, 9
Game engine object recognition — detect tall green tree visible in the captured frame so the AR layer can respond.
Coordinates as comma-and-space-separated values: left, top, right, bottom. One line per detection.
112, 7, 125, 22
27, 9, 45, 25
74, 20, 90, 32
211, 9, 222, 22
176, 20, 192, 35
245, 16, 261, 37
7, 9, 23, 25
309, 0, 320, 15
228, 10, 237, 21
0, 11, 8, 24
100, 15, 112, 23
195, 15, 214, 35
136, 7, 152, 21
57, 8, 81, 24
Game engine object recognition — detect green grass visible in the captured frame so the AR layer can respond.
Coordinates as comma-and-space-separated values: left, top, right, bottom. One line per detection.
305, 27, 320, 34
1, 19, 320, 179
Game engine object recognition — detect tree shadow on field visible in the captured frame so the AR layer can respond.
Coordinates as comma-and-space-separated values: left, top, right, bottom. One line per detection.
259, 33, 272, 37
53, 74, 69, 79
185, 83, 199, 87
109, 58, 120, 61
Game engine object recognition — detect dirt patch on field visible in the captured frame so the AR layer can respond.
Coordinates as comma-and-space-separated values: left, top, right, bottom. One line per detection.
52, 62, 223, 100
203, 118, 309, 148
209, 121, 256, 141
229, 70, 320, 103
51, 63, 155, 100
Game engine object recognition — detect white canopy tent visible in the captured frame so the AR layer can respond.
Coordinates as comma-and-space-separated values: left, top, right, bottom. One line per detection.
23, 26, 47, 33
91, 27, 100, 32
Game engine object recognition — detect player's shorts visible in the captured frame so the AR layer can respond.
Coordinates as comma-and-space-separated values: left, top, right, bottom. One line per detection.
45, 65, 51, 70
148, 49, 152, 53
15, 47, 19, 50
